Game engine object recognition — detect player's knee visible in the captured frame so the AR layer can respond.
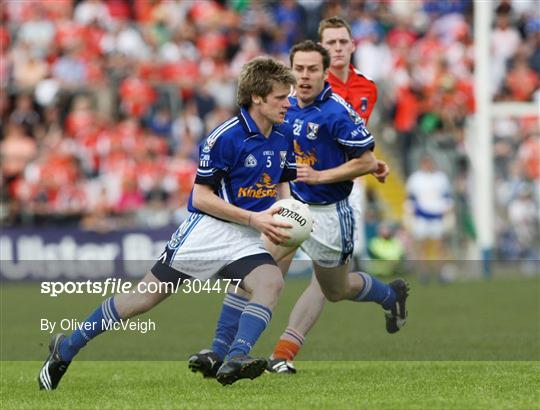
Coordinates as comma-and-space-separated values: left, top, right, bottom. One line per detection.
138, 292, 160, 313
125, 289, 163, 316
265, 273, 284, 295
259, 269, 284, 296
322, 289, 345, 303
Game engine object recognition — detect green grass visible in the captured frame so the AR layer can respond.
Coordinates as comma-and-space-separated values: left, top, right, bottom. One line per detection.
2, 361, 539, 409
1, 277, 540, 408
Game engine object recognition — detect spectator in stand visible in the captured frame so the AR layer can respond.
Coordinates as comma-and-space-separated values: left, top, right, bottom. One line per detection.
272, 0, 307, 53
147, 106, 173, 139
367, 222, 405, 278
518, 132, 540, 183
171, 99, 203, 155
1, 121, 37, 182
12, 49, 49, 90
507, 185, 539, 262
491, 7, 522, 95
118, 70, 156, 118
354, 29, 393, 83
116, 176, 144, 214
527, 20, 540, 75
74, 0, 112, 28
8, 94, 41, 137
393, 81, 422, 177
64, 95, 96, 138
241, 0, 275, 52
52, 45, 88, 90
15, 4, 55, 58
100, 18, 150, 59
504, 56, 539, 101
0, 0, 536, 243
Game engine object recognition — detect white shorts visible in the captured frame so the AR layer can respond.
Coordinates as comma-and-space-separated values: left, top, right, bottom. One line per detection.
301, 198, 355, 268
156, 213, 270, 280
349, 181, 364, 255
411, 216, 445, 240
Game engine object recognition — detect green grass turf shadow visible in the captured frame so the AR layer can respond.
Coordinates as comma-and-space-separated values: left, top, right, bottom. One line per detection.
1, 361, 539, 409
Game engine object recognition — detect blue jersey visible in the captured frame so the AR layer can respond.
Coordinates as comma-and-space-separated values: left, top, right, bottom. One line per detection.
286, 83, 375, 205
188, 107, 297, 214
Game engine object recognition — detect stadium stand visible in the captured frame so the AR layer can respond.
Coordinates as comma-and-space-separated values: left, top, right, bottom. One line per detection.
1, 0, 538, 259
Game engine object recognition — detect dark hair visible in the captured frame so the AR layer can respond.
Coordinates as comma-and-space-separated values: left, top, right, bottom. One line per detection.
318, 16, 353, 40
237, 57, 296, 107
289, 40, 331, 71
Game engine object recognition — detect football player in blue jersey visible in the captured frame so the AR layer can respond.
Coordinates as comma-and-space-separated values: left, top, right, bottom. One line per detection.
38, 57, 298, 390
189, 41, 409, 377
266, 41, 409, 373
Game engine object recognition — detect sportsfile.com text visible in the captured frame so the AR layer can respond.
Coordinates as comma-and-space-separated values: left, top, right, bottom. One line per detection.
40, 278, 242, 297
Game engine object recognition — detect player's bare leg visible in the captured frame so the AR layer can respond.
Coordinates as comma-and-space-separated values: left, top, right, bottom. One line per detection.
190, 242, 297, 378
314, 262, 409, 334
217, 240, 295, 303
114, 271, 173, 318
268, 273, 326, 373
241, 264, 284, 308
270, 262, 409, 372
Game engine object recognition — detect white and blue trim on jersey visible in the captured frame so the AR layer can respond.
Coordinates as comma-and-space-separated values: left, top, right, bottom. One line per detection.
330, 94, 374, 147
218, 177, 234, 204
205, 117, 239, 151
287, 82, 375, 205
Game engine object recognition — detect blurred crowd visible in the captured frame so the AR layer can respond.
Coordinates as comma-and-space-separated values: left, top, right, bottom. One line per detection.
494, 116, 539, 260
1, 0, 538, 256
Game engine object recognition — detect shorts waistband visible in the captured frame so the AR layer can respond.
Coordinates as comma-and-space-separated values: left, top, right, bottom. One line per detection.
307, 197, 350, 210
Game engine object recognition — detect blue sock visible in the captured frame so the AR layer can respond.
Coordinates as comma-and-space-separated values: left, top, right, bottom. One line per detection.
354, 272, 396, 310
210, 294, 248, 361
59, 297, 121, 361
227, 303, 272, 358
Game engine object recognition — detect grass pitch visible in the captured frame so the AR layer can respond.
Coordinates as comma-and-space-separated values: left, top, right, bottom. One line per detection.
2, 361, 539, 409
1, 276, 539, 409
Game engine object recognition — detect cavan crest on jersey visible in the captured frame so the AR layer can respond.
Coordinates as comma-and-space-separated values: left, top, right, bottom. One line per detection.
286, 82, 375, 205
306, 122, 319, 140
188, 107, 296, 214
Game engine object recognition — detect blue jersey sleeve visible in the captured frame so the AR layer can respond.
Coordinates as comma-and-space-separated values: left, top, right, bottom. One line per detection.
279, 138, 297, 182
195, 134, 235, 187
330, 96, 375, 158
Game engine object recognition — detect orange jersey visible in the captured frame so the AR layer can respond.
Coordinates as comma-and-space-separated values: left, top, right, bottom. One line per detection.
327, 64, 378, 124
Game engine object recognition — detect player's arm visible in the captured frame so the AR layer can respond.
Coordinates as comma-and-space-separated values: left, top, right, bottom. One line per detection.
298, 98, 389, 184
371, 159, 390, 183
192, 184, 291, 245
278, 182, 292, 199
296, 149, 379, 184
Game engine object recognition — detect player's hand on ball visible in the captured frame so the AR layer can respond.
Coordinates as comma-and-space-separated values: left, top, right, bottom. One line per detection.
371, 160, 390, 183
295, 163, 321, 185
271, 199, 314, 247
250, 208, 292, 245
